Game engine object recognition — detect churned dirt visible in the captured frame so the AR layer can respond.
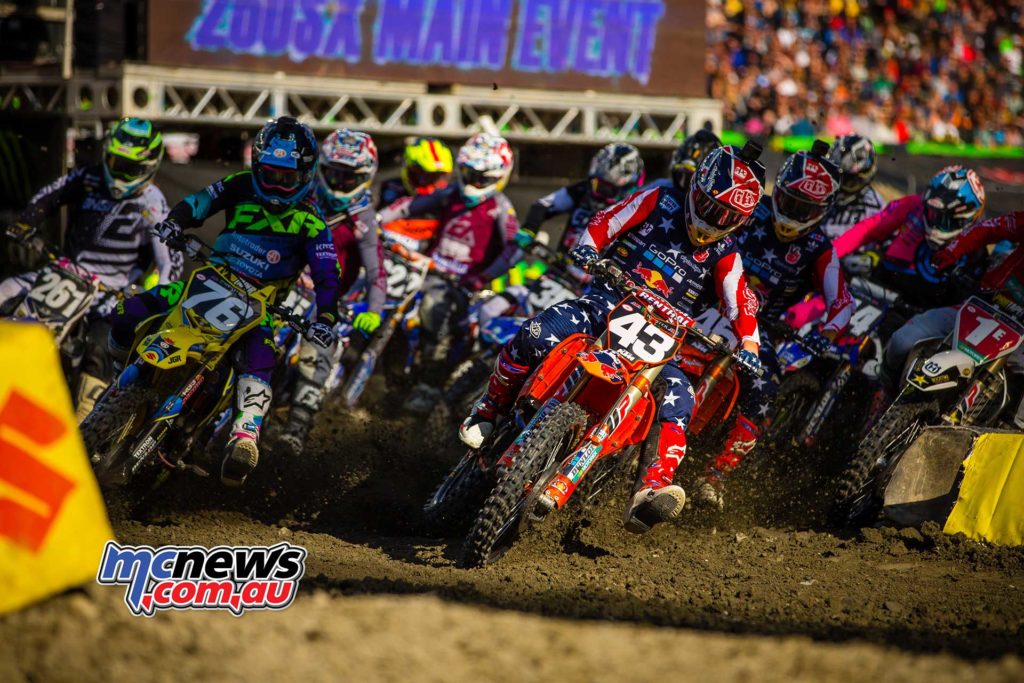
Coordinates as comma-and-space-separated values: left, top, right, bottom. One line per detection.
3, 402, 1024, 681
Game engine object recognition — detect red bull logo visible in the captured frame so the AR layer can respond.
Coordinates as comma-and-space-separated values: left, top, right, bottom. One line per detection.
633, 266, 672, 296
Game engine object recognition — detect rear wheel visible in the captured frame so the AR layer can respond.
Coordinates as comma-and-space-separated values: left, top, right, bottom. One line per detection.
833, 398, 940, 527
763, 370, 821, 448
460, 402, 588, 567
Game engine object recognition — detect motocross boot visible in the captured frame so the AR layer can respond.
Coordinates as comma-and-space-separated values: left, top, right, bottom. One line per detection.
459, 348, 529, 449
695, 415, 761, 511
222, 375, 272, 486
278, 341, 329, 457
74, 373, 109, 422
277, 407, 313, 458
624, 422, 688, 534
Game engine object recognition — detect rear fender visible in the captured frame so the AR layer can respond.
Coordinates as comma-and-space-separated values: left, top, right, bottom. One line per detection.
906, 350, 974, 393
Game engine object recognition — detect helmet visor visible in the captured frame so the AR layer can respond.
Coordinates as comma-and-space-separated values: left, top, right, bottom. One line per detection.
461, 167, 495, 189
590, 177, 630, 203
106, 154, 151, 182
924, 202, 969, 234
774, 187, 830, 225
322, 165, 371, 194
407, 165, 448, 190
692, 185, 747, 231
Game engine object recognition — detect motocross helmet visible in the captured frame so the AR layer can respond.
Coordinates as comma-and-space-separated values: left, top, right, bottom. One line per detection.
588, 143, 645, 205
687, 142, 767, 246
103, 118, 163, 199
771, 141, 842, 242
251, 116, 318, 208
671, 129, 722, 192
456, 133, 514, 207
921, 166, 985, 249
402, 137, 453, 195
317, 129, 378, 213
827, 134, 877, 202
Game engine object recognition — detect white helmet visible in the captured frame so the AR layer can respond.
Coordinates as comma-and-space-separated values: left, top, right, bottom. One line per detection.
317, 129, 378, 213
456, 133, 513, 206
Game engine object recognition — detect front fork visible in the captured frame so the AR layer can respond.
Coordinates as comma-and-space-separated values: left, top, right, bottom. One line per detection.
944, 355, 1008, 426
539, 364, 664, 510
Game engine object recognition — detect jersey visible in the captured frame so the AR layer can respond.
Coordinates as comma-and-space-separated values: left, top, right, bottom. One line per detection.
377, 186, 520, 282
17, 164, 180, 289
580, 186, 759, 345
738, 197, 853, 334
377, 177, 443, 252
820, 186, 885, 240
522, 180, 601, 255
168, 170, 340, 317
325, 205, 386, 314
833, 194, 977, 308
942, 211, 1024, 304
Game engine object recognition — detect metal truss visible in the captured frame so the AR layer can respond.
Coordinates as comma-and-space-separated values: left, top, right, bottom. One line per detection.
1, 64, 722, 148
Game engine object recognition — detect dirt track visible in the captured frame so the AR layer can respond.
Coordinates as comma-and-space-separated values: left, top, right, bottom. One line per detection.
3, 404, 1024, 681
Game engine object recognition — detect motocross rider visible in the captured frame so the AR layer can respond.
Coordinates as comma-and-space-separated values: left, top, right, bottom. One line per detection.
376, 133, 519, 366
697, 142, 854, 509
1, 117, 181, 418
278, 129, 387, 457
106, 117, 341, 486
888, 209, 1024, 427
648, 128, 722, 194
520, 143, 645, 256
820, 134, 884, 240
833, 166, 986, 389
377, 137, 453, 251
459, 144, 767, 533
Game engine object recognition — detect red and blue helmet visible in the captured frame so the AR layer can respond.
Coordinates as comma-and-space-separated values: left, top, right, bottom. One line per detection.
251, 116, 319, 208
922, 166, 985, 249
687, 142, 767, 246
771, 141, 842, 241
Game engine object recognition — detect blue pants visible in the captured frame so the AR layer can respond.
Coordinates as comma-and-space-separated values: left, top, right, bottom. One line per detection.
505, 287, 696, 431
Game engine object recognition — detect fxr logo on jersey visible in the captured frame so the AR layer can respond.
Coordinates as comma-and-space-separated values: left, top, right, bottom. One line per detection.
97, 542, 306, 617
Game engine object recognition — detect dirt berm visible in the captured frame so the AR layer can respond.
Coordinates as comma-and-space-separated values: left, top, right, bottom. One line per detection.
2, 407, 1023, 681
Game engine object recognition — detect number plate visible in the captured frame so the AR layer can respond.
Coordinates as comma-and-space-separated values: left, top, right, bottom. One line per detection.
182, 268, 261, 335
383, 253, 426, 301
605, 297, 680, 365
954, 297, 1024, 363
24, 262, 96, 323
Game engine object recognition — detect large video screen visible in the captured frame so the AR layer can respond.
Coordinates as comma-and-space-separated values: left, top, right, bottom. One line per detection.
147, 0, 705, 97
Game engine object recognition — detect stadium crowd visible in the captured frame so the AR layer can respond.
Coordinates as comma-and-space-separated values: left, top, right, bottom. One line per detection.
707, 0, 1024, 146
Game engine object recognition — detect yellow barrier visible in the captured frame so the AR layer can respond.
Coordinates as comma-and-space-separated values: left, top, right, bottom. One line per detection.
944, 432, 1024, 546
0, 321, 114, 613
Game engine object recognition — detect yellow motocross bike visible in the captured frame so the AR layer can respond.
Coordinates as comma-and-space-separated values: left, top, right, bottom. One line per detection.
80, 238, 311, 489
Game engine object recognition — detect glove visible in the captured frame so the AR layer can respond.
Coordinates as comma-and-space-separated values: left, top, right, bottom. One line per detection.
155, 219, 184, 244
353, 311, 382, 335
735, 348, 763, 377
570, 244, 599, 271
5, 222, 36, 242
842, 250, 879, 276
306, 316, 337, 349
802, 329, 832, 355
514, 227, 536, 249
931, 247, 960, 271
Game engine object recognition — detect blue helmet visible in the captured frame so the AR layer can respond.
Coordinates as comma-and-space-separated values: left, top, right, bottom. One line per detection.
251, 117, 318, 208
922, 166, 985, 249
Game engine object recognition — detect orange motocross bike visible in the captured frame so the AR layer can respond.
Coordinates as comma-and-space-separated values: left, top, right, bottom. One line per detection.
425, 260, 756, 567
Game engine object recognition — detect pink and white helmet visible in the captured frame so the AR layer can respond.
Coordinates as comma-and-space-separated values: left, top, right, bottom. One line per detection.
317, 129, 378, 212
456, 133, 513, 206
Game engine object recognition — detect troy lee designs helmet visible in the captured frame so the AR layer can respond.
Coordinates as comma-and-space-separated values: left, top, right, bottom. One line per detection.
671, 129, 722, 192
251, 116, 318, 208
828, 134, 877, 203
687, 142, 766, 246
771, 140, 842, 241
402, 137, 453, 195
317, 129, 378, 213
457, 133, 514, 207
589, 143, 645, 205
922, 165, 985, 249
103, 118, 163, 199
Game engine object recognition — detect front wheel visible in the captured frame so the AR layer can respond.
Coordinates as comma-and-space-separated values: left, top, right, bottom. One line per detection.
460, 402, 588, 568
833, 398, 940, 527
81, 384, 156, 487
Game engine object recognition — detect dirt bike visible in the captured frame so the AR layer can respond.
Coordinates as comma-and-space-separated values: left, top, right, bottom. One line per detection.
424, 259, 757, 567
834, 292, 1024, 526
80, 237, 314, 490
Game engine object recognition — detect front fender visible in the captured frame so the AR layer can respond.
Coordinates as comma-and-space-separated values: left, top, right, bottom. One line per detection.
905, 349, 974, 393
138, 327, 207, 370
